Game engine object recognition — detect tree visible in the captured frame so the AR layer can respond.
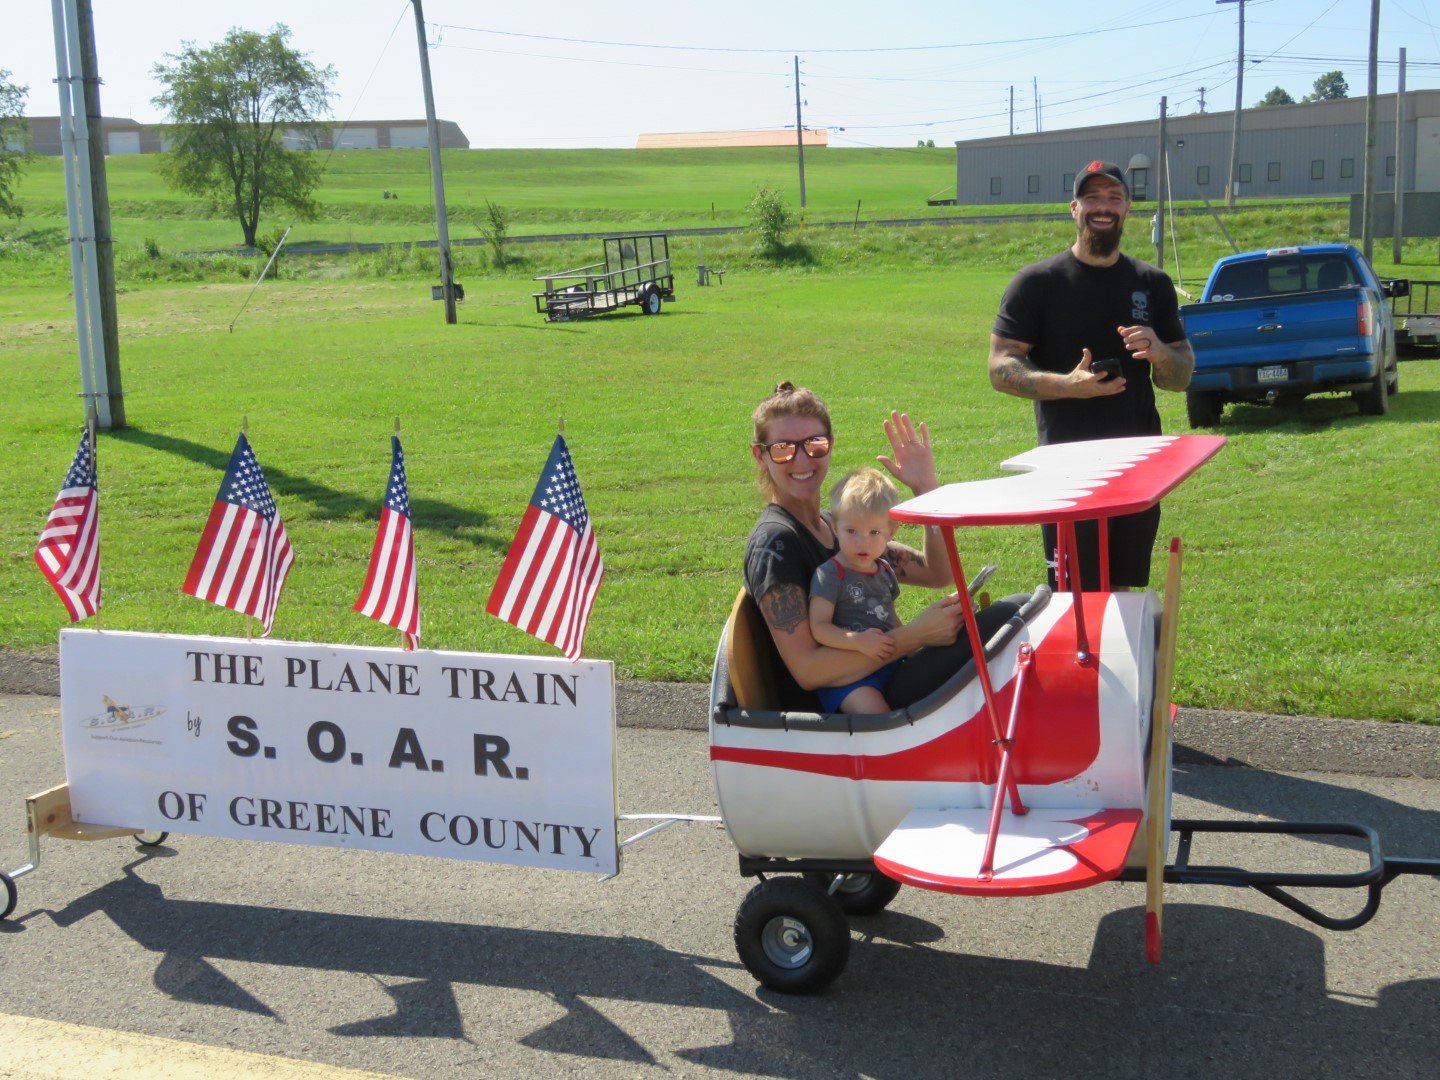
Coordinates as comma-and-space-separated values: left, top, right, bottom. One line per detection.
1304, 71, 1349, 102
1256, 86, 1295, 107
153, 25, 334, 248
0, 69, 31, 220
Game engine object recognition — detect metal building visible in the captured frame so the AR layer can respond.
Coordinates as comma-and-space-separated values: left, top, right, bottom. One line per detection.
19, 117, 470, 156
954, 90, 1440, 206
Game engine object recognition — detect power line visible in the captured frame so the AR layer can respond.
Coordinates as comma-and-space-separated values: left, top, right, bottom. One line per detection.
430, 11, 1225, 57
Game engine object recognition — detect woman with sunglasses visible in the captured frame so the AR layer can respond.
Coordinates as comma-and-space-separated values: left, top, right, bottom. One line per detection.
743, 381, 1019, 713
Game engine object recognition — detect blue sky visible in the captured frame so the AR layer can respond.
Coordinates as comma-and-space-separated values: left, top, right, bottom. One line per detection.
6, 1, 1440, 148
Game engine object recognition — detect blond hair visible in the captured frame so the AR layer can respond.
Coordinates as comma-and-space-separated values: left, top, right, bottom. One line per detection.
751, 381, 831, 502
829, 467, 899, 523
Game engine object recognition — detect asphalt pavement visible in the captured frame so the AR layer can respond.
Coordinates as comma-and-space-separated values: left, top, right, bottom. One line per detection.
1, 683, 1437, 1079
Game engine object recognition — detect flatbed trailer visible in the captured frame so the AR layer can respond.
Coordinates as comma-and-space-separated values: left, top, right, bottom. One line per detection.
533, 233, 675, 322
1392, 278, 1440, 348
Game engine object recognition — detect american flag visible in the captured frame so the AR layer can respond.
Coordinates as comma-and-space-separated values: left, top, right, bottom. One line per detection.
182, 432, 294, 636
354, 435, 420, 649
486, 435, 604, 661
34, 426, 101, 622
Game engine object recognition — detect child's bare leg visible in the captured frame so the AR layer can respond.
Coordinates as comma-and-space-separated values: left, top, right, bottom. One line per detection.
839, 686, 890, 715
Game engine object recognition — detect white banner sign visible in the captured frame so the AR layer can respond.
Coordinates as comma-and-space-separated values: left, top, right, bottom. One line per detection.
59, 630, 618, 875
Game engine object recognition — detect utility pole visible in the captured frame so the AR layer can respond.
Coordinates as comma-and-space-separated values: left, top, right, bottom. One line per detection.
1394, 49, 1407, 264
794, 56, 807, 209
1218, 0, 1245, 209
412, 0, 456, 324
1197, 87, 1207, 113
1008, 86, 1014, 136
76, 0, 123, 427
1033, 78, 1040, 133
1361, 0, 1380, 261
50, 0, 111, 429
1156, 97, 1168, 269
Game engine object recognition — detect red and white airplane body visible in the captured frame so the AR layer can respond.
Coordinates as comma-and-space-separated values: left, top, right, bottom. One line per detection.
711, 435, 1225, 897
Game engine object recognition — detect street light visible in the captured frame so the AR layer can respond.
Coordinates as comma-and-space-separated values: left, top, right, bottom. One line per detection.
1217, 0, 1245, 209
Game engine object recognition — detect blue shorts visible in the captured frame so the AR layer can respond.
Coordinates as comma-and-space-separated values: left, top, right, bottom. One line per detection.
817, 660, 901, 713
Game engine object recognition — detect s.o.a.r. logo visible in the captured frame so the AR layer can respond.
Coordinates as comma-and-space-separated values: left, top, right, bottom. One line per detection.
81, 695, 166, 732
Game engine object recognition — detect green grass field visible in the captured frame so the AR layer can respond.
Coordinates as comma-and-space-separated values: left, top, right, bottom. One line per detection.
1, 148, 1437, 723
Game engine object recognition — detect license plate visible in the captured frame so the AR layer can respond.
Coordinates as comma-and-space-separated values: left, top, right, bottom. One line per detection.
1257, 365, 1288, 383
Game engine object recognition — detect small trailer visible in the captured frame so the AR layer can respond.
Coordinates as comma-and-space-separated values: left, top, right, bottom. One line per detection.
1392, 278, 1440, 350
533, 233, 675, 322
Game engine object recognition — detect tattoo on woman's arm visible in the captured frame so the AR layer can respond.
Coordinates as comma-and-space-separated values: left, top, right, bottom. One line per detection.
765, 585, 809, 634
886, 544, 924, 580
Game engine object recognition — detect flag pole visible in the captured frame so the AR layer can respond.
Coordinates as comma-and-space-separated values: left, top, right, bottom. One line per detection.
558, 415, 564, 437
88, 405, 100, 632
395, 415, 406, 651
242, 415, 252, 643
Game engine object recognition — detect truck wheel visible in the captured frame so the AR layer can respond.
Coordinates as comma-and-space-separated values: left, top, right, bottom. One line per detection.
1387, 362, 1399, 396
640, 288, 662, 315
1355, 369, 1390, 416
1185, 390, 1224, 428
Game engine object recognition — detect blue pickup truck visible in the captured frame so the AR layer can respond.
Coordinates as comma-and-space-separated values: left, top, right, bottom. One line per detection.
1178, 244, 1409, 426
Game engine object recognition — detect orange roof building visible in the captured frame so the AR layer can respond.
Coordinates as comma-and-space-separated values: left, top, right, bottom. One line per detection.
636, 129, 828, 149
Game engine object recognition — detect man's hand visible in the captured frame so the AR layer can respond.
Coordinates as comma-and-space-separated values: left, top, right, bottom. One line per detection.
1067, 348, 1128, 398
1118, 324, 1195, 391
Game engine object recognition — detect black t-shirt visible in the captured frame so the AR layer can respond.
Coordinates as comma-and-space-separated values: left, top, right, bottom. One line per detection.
742, 503, 837, 712
993, 250, 1185, 445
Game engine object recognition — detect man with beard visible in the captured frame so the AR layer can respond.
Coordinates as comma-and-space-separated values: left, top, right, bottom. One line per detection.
988, 160, 1194, 590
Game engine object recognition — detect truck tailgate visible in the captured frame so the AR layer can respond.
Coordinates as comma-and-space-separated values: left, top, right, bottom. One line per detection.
1180, 290, 1373, 368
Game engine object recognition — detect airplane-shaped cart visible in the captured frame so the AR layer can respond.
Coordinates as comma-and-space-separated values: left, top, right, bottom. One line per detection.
710, 434, 1439, 994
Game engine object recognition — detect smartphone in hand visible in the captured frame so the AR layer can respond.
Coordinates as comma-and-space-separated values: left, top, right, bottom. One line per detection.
1090, 357, 1122, 381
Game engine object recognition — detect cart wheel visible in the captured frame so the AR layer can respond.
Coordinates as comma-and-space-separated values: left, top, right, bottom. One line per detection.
1, 872, 16, 921
135, 831, 169, 849
802, 870, 902, 916
734, 877, 850, 994
641, 288, 662, 315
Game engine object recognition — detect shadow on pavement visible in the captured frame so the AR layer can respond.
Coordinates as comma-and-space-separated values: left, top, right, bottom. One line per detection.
34, 858, 1440, 1079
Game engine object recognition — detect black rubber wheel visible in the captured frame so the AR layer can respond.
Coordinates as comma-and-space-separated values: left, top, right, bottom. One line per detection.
1, 872, 16, 921
640, 288, 662, 315
136, 831, 169, 848
801, 870, 903, 916
1185, 389, 1224, 428
1355, 366, 1390, 416
734, 877, 851, 994
1387, 361, 1399, 396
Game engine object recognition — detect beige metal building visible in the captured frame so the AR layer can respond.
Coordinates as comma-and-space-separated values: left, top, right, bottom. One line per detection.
954, 91, 1440, 205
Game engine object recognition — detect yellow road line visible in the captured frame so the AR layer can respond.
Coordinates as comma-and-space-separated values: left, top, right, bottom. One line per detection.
0, 1014, 407, 1080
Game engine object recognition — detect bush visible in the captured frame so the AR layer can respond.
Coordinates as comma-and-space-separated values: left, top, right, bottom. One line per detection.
747, 186, 791, 253
477, 199, 513, 268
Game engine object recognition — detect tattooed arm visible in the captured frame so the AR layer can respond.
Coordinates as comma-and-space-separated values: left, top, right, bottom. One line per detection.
884, 536, 954, 589
989, 333, 1125, 400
